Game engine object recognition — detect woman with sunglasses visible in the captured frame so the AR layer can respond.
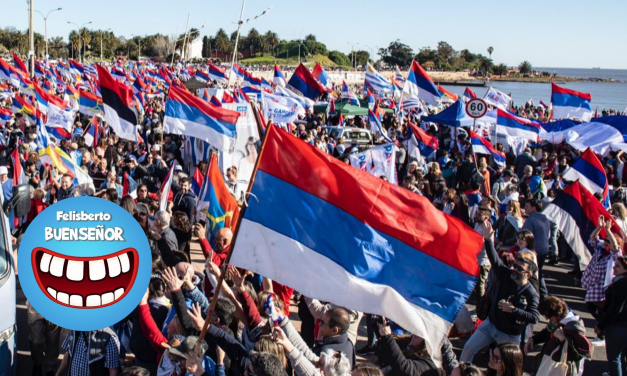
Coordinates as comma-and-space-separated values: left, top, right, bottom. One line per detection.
596, 255, 627, 376
487, 343, 523, 376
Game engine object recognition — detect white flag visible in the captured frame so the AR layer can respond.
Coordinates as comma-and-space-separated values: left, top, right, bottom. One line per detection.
262, 92, 305, 125
45, 103, 76, 132
483, 87, 511, 110
349, 143, 397, 184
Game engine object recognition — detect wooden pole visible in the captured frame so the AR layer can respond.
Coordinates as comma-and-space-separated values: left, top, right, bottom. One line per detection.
194, 124, 272, 353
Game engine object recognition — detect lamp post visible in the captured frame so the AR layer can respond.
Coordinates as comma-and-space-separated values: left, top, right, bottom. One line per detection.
35, 7, 62, 59
347, 42, 359, 69
67, 21, 92, 63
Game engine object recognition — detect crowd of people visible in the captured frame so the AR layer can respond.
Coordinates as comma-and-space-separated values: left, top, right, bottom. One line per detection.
2, 66, 627, 376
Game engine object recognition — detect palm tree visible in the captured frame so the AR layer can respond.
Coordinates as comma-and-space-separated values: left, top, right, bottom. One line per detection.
479, 56, 493, 76
246, 28, 261, 56
263, 31, 279, 56
494, 63, 508, 77
519, 61, 533, 75
487, 46, 494, 59
215, 29, 232, 60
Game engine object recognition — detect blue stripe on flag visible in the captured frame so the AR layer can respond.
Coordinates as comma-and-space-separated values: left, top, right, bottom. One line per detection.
164, 99, 237, 138
245, 170, 476, 322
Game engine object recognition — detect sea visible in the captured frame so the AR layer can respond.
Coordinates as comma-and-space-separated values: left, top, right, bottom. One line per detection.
440, 67, 627, 112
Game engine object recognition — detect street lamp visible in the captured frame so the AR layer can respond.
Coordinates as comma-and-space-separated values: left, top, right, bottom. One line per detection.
35, 7, 62, 59
347, 42, 359, 69
298, 40, 304, 65
131, 34, 142, 61
67, 20, 92, 63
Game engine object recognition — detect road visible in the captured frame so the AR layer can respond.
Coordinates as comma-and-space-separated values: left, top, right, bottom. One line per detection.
15, 242, 609, 375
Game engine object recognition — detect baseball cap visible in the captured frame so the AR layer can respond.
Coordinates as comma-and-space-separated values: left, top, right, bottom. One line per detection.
174, 165, 183, 172
168, 336, 208, 360
0, 166, 7, 175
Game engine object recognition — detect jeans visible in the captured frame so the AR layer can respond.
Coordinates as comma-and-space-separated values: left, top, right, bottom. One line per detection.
605, 324, 627, 376
27, 301, 60, 374
459, 318, 521, 363
365, 314, 376, 347
537, 252, 548, 298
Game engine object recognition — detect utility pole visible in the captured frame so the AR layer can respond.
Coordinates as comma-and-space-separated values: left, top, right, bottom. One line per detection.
170, 25, 179, 65
35, 8, 62, 60
28, 0, 35, 76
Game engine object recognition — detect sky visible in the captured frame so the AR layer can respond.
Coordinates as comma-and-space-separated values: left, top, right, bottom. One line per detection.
2, 0, 626, 69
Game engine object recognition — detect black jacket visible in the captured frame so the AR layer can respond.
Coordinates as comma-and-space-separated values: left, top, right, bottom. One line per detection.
495, 216, 520, 248
377, 335, 439, 376
173, 190, 197, 222
485, 239, 540, 335
157, 227, 180, 267
598, 275, 627, 331
129, 301, 168, 364
313, 333, 355, 367
514, 153, 537, 178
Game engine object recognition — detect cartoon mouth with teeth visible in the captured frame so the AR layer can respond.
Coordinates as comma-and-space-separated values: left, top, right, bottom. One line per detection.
32, 247, 139, 308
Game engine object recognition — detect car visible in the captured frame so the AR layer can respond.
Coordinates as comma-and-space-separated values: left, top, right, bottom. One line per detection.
323, 126, 373, 146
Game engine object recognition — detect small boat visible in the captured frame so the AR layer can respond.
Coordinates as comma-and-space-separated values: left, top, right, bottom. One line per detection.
592, 67, 601, 69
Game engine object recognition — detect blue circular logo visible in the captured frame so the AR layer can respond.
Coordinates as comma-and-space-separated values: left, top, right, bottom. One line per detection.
18, 196, 151, 330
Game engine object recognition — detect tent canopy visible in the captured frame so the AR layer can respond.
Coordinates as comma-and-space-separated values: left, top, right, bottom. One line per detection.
422, 100, 495, 127
314, 98, 393, 116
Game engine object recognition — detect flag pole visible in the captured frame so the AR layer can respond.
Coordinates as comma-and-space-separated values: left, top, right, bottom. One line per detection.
194, 124, 273, 353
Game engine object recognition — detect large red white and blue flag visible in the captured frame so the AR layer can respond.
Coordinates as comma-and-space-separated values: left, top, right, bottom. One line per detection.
470, 131, 506, 167
0, 57, 22, 87
164, 86, 240, 151
97, 64, 138, 141
287, 64, 326, 100
312, 62, 331, 89
463, 87, 477, 101
195, 70, 210, 83
562, 148, 609, 206
496, 109, 541, 142
78, 89, 104, 117
273, 64, 286, 87
543, 181, 624, 269
551, 82, 592, 122
403, 60, 441, 105
230, 125, 483, 364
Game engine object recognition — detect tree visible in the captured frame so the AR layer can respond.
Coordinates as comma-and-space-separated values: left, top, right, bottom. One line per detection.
263, 31, 279, 55
415, 47, 438, 66
519, 61, 532, 75
493, 63, 508, 77
437, 41, 455, 62
245, 28, 261, 56
487, 46, 494, 59
353, 50, 369, 67
328, 50, 350, 67
215, 29, 232, 60
379, 40, 414, 68
478, 56, 493, 76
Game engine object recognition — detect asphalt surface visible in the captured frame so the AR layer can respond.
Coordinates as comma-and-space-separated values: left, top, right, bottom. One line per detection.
15, 244, 610, 376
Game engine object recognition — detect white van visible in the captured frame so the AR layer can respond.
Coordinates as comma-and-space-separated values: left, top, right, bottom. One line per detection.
0, 183, 16, 376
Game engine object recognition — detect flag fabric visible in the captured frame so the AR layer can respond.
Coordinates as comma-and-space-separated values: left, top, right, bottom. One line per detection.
261, 78, 274, 91
262, 92, 305, 125
368, 109, 392, 143
11, 94, 38, 122
0, 58, 22, 87
0, 108, 12, 126
38, 145, 93, 186
11, 52, 28, 74
562, 148, 608, 203
83, 116, 101, 147
437, 85, 459, 103
208, 64, 228, 83
45, 102, 75, 133
35, 116, 50, 150
10, 148, 26, 186
159, 162, 177, 211
123, 172, 139, 198
312, 63, 331, 89
463, 87, 477, 101
287, 64, 326, 100
543, 181, 623, 269
231, 62, 247, 78
364, 63, 393, 94
539, 116, 627, 156
470, 131, 506, 167
194, 70, 210, 83
496, 109, 541, 142
195, 154, 240, 239
230, 125, 483, 364
97, 64, 138, 141
366, 90, 375, 110
539, 100, 549, 109
407, 121, 439, 160
275, 85, 314, 110
164, 86, 240, 151
395, 65, 405, 86
483, 87, 512, 110
349, 143, 397, 184
78, 89, 104, 117
273, 64, 286, 87
45, 125, 73, 142
551, 82, 593, 122
190, 167, 204, 196
210, 96, 222, 107
69, 59, 85, 76
403, 60, 441, 106
341, 81, 360, 105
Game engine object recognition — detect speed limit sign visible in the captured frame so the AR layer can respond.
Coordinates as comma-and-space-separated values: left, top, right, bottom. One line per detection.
466, 98, 488, 118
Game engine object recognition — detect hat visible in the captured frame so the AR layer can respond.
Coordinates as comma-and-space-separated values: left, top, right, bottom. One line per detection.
168, 336, 207, 360
151, 144, 161, 151
0, 166, 7, 175
174, 165, 183, 172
